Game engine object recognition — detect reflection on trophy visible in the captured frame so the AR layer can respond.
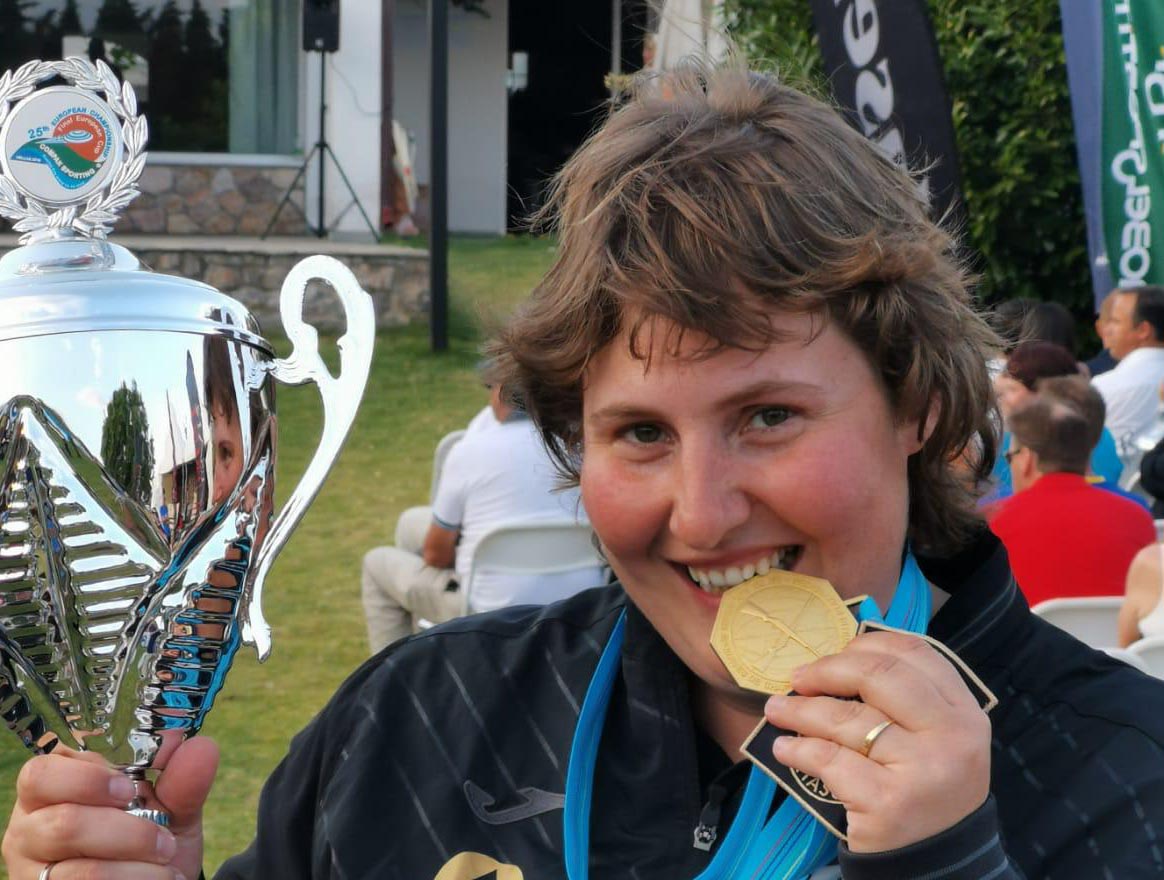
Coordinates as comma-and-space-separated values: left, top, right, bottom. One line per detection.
0, 58, 374, 822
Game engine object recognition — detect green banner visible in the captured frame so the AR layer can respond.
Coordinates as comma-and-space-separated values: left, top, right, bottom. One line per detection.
1102, 0, 1164, 290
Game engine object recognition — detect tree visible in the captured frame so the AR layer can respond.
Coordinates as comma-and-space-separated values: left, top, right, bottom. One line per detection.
32, 8, 60, 60
146, 0, 186, 147
94, 0, 144, 47
185, 0, 221, 97
59, 0, 82, 35
725, 0, 1092, 331
183, 0, 227, 151
100, 383, 154, 508
217, 7, 229, 57
0, 0, 34, 74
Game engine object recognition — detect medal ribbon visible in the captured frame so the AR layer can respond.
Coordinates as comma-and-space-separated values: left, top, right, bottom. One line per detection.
563, 554, 932, 880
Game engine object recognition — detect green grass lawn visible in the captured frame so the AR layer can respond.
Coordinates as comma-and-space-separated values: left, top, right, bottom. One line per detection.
0, 236, 557, 876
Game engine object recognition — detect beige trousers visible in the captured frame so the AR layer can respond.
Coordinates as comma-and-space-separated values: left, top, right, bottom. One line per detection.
361, 506, 464, 653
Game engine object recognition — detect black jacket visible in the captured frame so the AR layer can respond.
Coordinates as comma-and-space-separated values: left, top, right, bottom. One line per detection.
1141, 436, 1164, 517
215, 533, 1164, 879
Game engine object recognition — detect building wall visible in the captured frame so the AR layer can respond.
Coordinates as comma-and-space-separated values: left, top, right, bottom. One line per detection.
393, 0, 509, 235
306, 3, 384, 240
123, 157, 309, 237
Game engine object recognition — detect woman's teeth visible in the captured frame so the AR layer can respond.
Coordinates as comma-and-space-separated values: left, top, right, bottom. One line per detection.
687, 547, 801, 594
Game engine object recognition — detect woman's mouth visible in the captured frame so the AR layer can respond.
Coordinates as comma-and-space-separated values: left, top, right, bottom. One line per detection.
685, 546, 804, 595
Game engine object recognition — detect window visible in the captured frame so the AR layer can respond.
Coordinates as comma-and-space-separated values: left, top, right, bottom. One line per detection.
0, 0, 299, 155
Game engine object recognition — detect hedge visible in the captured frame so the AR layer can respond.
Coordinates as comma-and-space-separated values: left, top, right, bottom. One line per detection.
724, 0, 1093, 329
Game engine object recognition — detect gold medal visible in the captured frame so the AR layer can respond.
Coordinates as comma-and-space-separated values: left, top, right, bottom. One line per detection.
711, 570, 857, 695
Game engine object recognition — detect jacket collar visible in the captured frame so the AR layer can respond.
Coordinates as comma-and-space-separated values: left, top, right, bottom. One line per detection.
919, 528, 1029, 662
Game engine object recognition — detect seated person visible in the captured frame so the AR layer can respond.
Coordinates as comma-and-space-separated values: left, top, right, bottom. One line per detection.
1086, 292, 1119, 378
1138, 428, 1164, 516
360, 380, 603, 652
1035, 376, 1149, 511
989, 341, 1122, 504
1121, 540, 1164, 646
1092, 285, 1164, 444
989, 377, 1156, 606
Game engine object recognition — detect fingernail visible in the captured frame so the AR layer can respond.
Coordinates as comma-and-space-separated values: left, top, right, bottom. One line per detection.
773, 735, 793, 755
157, 829, 177, 861
765, 694, 787, 714
174, 873, 188, 880
109, 774, 136, 802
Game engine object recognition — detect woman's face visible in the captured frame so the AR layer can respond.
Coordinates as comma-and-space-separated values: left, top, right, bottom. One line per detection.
579, 311, 925, 698
210, 405, 244, 507
993, 374, 1030, 421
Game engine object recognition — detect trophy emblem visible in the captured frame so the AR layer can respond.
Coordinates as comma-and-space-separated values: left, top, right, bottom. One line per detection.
0, 58, 374, 823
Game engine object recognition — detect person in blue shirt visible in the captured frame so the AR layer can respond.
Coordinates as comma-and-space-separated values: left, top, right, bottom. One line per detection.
988, 340, 1122, 506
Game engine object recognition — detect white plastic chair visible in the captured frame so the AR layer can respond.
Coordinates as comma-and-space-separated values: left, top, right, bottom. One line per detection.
1031, 597, 1123, 648
464, 517, 606, 613
429, 429, 466, 504
1101, 646, 1153, 675
1155, 520, 1164, 543
1128, 635, 1164, 679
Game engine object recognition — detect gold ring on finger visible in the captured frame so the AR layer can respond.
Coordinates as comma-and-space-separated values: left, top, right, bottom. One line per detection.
859, 719, 894, 758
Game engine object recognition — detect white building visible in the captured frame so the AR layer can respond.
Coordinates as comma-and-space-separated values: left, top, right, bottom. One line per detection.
3, 0, 647, 237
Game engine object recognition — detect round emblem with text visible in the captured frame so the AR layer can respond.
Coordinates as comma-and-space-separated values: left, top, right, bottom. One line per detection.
0, 57, 146, 239
790, 763, 841, 805
0, 86, 121, 205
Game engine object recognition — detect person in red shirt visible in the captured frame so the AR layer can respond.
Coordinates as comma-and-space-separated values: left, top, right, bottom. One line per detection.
989, 376, 1156, 606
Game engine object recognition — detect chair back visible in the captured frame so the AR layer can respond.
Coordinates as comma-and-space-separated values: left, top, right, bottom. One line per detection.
430, 429, 466, 504
1128, 635, 1164, 678
465, 517, 605, 613
1031, 596, 1123, 648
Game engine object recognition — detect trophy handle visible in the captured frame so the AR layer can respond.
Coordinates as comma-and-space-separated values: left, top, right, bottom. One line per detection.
240, 255, 375, 660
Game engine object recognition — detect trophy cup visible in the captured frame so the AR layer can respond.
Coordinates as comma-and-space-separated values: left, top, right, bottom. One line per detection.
0, 58, 374, 823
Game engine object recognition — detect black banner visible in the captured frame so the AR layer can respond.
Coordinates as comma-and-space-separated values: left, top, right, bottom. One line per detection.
809, 0, 963, 224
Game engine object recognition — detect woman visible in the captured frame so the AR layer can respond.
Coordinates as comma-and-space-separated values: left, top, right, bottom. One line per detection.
7, 66, 1164, 880
1121, 541, 1164, 646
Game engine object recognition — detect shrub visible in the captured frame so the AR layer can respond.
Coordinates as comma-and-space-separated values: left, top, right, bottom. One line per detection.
725, 0, 1093, 328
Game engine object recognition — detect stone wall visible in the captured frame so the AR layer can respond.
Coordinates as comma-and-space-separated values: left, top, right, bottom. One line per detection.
125, 237, 428, 334
0, 161, 312, 238
121, 162, 311, 237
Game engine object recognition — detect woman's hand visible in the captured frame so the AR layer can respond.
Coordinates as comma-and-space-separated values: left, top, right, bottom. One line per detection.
2, 736, 219, 880
764, 630, 992, 853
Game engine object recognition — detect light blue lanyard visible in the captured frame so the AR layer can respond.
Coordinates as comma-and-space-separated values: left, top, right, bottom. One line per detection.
563, 555, 932, 880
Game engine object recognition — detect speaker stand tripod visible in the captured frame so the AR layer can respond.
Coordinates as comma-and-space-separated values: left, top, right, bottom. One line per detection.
262, 52, 378, 241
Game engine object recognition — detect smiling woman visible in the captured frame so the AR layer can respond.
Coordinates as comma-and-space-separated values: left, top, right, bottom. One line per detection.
7, 63, 1164, 880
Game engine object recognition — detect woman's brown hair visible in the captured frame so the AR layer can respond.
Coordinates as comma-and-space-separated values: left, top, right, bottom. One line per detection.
491, 63, 998, 554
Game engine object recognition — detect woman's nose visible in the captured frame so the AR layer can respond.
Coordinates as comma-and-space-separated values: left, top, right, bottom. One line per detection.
667, 443, 750, 550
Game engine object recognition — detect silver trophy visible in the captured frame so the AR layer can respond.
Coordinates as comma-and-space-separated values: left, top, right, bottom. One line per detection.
0, 59, 374, 822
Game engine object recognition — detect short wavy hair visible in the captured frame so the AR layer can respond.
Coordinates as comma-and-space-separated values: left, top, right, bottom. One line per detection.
491, 64, 999, 554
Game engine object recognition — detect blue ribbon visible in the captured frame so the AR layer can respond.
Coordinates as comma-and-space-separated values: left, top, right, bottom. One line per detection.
563, 554, 932, 880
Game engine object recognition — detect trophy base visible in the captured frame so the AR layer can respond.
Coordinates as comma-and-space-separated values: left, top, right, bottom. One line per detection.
128, 807, 170, 827
125, 769, 170, 827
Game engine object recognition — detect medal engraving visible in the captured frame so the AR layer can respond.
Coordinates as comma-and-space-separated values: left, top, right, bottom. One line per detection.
711, 570, 857, 695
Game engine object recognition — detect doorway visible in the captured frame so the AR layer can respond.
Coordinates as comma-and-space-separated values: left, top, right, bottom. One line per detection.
506, 0, 650, 230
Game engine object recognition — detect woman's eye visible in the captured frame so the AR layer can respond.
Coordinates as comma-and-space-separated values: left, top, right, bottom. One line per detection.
625, 423, 663, 443
750, 407, 791, 429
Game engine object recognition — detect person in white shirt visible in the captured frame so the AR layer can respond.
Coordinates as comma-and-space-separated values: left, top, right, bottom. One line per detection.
360, 382, 603, 653
1091, 285, 1164, 445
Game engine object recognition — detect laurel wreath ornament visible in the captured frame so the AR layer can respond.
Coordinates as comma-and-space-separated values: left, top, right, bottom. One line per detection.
0, 57, 148, 241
